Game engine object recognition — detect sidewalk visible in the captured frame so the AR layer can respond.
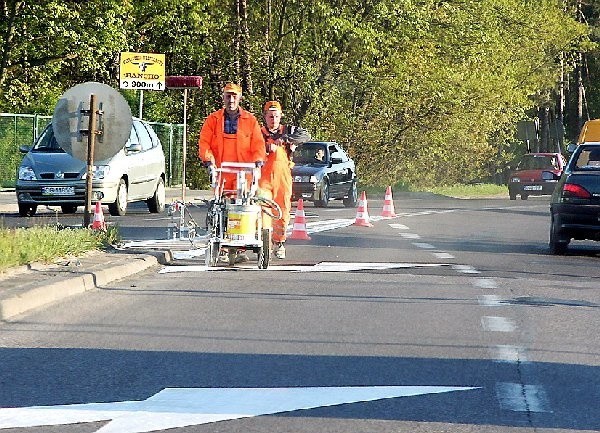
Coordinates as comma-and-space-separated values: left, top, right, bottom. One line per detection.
0, 187, 207, 321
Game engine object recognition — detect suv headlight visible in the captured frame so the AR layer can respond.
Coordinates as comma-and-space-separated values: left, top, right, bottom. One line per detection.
18, 166, 36, 181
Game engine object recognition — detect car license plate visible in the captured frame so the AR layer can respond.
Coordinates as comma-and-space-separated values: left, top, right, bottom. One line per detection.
523, 185, 542, 191
42, 186, 75, 196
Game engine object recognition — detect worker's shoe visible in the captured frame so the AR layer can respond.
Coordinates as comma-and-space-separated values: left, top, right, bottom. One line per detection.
235, 251, 249, 263
274, 242, 286, 259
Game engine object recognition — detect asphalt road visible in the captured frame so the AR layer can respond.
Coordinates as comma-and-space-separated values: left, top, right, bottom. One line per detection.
0, 194, 598, 433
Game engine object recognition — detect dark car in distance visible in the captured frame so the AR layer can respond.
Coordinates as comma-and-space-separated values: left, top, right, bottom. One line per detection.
291, 141, 357, 207
549, 144, 600, 254
508, 152, 565, 200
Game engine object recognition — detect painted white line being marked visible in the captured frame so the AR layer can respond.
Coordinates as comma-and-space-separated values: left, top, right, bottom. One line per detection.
159, 262, 452, 274
495, 383, 552, 413
481, 316, 516, 332
389, 223, 410, 230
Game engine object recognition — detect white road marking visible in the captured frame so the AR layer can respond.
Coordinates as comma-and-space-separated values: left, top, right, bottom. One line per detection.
474, 278, 498, 289
400, 233, 421, 239
159, 262, 452, 274
452, 264, 480, 274
478, 295, 504, 307
389, 223, 410, 230
481, 316, 516, 332
433, 252, 455, 259
0, 386, 480, 433
492, 345, 527, 363
412, 242, 436, 249
495, 383, 552, 413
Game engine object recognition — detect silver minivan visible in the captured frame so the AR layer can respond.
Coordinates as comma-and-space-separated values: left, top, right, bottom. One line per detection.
16, 118, 166, 217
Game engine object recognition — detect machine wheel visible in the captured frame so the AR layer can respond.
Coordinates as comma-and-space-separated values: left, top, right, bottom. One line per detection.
257, 228, 271, 269
549, 217, 569, 255
147, 177, 165, 213
343, 180, 358, 208
61, 205, 77, 214
108, 178, 128, 216
205, 240, 220, 267
18, 204, 37, 217
315, 180, 330, 208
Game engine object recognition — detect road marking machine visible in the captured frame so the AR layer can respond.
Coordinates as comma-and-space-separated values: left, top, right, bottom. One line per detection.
204, 162, 281, 269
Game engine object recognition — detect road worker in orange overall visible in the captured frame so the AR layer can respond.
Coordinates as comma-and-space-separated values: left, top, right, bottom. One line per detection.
259, 100, 311, 259
198, 83, 266, 262
198, 83, 265, 192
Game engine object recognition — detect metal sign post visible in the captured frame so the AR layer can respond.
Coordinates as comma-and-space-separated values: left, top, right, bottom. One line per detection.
165, 76, 203, 203
81, 94, 100, 227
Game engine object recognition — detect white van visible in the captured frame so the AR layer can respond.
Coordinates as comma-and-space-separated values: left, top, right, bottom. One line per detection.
16, 118, 166, 217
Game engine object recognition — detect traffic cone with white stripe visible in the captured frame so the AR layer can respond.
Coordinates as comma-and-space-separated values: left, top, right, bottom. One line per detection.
91, 201, 106, 231
288, 199, 311, 240
353, 191, 373, 227
381, 186, 397, 218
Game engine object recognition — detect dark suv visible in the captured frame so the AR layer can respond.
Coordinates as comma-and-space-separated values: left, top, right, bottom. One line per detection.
549, 144, 600, 254
508, 152, 565, 200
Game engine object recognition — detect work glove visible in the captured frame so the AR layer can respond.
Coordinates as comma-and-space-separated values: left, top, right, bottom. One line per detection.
255, 160, 264, 168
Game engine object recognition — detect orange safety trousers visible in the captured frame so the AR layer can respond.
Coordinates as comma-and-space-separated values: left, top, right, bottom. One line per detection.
259, 146, 292, 243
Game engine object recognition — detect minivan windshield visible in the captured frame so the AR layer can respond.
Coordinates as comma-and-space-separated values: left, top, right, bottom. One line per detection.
31, 126, 64, 153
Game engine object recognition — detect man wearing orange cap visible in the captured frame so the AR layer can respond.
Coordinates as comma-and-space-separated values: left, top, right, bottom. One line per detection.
198, 83, 266, 191
198, 83, 266, 263
259, 100, 311, 259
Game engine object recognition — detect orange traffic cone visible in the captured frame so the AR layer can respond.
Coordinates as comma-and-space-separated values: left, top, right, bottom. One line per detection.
381, 186, 397, 218
288, 199, 311, 240
91, 201, 106, 231
354, 191, 373, 227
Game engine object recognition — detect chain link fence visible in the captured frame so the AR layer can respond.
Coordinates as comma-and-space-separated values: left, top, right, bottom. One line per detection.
0, 113, 184, 188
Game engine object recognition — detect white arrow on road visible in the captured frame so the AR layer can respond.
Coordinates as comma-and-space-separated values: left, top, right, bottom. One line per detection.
0, 385, 478, 433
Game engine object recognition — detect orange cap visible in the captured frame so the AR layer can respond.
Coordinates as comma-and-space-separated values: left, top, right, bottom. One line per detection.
223, 82, 242, 95
263, 100, 282, 112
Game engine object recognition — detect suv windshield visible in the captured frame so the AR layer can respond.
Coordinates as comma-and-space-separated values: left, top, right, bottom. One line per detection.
293, 143, 327, 165
31, 126, 64, 153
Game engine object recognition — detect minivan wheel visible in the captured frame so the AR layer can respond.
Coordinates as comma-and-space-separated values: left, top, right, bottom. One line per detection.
147, 177, 166, 213
108, 179, 128, 216
18, 204, 37, 217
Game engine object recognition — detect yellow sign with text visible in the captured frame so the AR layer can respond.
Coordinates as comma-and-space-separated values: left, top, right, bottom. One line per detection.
119, 52, 165, 91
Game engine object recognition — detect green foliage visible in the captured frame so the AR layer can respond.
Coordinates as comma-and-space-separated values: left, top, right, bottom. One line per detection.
0, 0, 596, 188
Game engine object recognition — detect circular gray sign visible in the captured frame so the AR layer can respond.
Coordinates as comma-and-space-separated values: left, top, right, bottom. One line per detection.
53, 82, 132, 162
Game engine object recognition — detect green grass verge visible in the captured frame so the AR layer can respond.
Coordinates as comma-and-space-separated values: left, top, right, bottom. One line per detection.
0, 225, 120, 272
359, 182, 507, 199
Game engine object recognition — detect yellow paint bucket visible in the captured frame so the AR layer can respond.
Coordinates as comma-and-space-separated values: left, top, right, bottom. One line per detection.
226, 204, 260, 241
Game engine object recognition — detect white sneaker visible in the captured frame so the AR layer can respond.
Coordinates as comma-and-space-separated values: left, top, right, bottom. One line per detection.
274, 242, 286, 259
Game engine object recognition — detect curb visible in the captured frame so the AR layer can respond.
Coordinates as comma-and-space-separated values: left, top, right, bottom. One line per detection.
0, 250, 172, 321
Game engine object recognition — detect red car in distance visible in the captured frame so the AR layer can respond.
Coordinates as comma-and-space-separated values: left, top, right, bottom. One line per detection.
508, 152, 566, 200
